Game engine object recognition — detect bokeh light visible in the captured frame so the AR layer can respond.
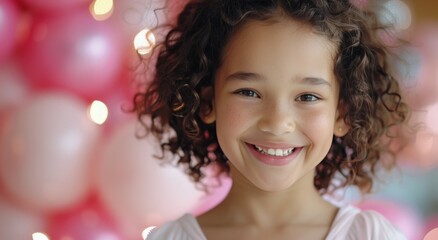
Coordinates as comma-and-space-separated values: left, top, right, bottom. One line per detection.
90, 0, 114, 21
88, 100, 109, 125
32, 232, 50, 240
134, 28, 156, 55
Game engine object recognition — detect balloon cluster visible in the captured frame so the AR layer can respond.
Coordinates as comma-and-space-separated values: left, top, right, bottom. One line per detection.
0, 0, 437, 239
0, 0, 228, 239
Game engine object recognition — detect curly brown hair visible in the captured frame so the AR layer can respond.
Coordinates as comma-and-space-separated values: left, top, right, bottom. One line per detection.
133, 0, 409, 194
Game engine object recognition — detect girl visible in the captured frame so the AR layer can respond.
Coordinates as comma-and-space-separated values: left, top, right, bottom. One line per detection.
135, 0, 410, 239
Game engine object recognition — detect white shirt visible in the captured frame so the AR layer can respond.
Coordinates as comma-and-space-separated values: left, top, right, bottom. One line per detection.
146, 205, 406, 240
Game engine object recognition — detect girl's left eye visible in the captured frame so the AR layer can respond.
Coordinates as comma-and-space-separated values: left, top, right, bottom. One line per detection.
296, 94, 320, 102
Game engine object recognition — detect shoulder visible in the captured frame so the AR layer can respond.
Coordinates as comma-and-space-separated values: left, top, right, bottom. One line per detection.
146, 214, 207, 240
327, 205, 406, 240
348, 208, 406, 240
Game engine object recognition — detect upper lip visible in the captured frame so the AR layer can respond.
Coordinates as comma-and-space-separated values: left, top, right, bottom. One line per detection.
246, 142, 299, 149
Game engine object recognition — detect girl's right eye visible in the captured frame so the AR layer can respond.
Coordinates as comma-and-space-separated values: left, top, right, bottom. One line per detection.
233, 89, 260, 98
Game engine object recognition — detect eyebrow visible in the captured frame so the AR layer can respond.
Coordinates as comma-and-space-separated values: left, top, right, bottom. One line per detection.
225, 71, 265, 82
301, 76, 332, 88
225, 71, 332, 88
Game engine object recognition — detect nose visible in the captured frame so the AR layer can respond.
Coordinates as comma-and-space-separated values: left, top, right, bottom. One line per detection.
257, 103, 295, 136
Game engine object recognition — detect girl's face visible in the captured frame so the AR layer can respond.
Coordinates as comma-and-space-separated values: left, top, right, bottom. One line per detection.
205, 18, 348, 192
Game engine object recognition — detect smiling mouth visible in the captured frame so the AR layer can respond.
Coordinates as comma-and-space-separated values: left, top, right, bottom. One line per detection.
252, 144, 295, 157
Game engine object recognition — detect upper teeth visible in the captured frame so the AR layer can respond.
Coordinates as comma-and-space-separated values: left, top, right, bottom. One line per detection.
254, 145, 294, 157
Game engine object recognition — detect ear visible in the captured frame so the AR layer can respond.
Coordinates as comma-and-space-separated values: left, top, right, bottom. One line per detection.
334, 101, 350, 137
199, 86, 216, 124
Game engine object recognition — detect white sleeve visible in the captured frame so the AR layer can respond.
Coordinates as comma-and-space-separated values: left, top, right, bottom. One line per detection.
146, 222, 187, 240
346, 210, 407, 240
146, 214, 206, 240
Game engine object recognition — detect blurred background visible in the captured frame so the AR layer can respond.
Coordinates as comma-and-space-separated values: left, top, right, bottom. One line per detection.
0, 0, 437, 239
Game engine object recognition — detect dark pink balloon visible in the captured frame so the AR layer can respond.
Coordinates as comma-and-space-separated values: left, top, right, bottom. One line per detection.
20, 0, 91, 12
0, 0, 19, 63
19, 8, 125, 100
47, 199, 125, 240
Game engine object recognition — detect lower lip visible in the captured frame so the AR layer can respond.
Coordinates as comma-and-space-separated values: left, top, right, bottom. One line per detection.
246, 144, 303, 166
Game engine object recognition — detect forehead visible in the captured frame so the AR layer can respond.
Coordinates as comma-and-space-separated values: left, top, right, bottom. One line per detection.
218, 18, 337, 83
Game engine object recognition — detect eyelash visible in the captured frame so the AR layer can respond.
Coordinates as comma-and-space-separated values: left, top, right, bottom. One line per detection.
233, 89, 260, 98
296, 94, 321, 102
233, 89, 321, 102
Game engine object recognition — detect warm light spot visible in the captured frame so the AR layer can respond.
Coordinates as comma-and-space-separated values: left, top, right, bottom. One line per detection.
32, 232, 50, 240
134, 29, 156, 55
142, 226, 156, 239
88, 100, 108, 125
379, 0, 412, 31
90, 0, 114, 21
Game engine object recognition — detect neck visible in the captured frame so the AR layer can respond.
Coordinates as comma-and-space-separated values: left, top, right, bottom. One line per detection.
211, 171, 335, 228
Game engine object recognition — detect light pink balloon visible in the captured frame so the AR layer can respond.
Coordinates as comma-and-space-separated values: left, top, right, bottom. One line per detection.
19, 8, 124, 100
166, 0, 191, 25
112, 0, 166, 39
96, 119, 204, 239
0, 0, 19, 63
349, 0, 369, 9
0, 92, 100, 213
405, 25, 438, 108
356, 199, 423, 240
0, 62, 30, 112
19, 0, 90, 12
393, 102, 438, 169
192, 166, 231, 216
0, 196, 47, 240
423, 215, 438, 240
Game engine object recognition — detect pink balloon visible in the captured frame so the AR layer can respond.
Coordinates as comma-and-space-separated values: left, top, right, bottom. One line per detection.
0, 0, 19, 63
0, 92, 100, 213
96, 119, 204, 239
166, 0, 191, 25
192, 166, 231, 216
423, 215, 438, 240
0, 62, 30, 112
19, 8, 124, 100
47, 199, 124, 240
97, 71, 137, 131
356, 199, 423, 240
19, 0, 90, 12
393, 102, 438, 169
0, 196, 47, 240
349, 0, 370, 9
405, 25, 438, 108
112, 0, 166, 40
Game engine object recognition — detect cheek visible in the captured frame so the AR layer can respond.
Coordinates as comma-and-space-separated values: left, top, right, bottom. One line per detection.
300, 109, 336, 136
217, 104, 240, 126
216, 99, 255, 128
